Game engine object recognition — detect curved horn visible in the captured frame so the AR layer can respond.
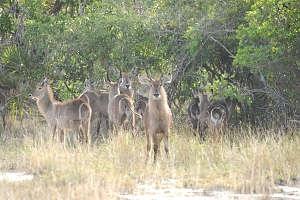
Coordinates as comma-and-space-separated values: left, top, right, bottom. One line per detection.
119, 68, 122, 78
106, 72, 111, 82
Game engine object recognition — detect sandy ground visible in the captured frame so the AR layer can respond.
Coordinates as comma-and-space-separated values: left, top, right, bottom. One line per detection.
118, 179, 300, 200
1, 173, 300, 199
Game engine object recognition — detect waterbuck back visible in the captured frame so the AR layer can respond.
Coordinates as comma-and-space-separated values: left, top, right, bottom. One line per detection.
114, 67, 136, 99
138, 73, 172, 164
79, 90, 109, 135
206, 100, 229, 135
0, 84, 11, 129
29, 78, 92, 144
134, 92, 148, 128
105, 74, 140, 135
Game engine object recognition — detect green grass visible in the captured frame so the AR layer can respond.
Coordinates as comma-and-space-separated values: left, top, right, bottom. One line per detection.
0, 118, 300, 199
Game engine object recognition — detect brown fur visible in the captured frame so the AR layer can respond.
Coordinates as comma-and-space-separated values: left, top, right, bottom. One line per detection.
105, 76, 141, 135
79, 90, 109, 135
138, 73, 172, 164
29, 78, 91, 144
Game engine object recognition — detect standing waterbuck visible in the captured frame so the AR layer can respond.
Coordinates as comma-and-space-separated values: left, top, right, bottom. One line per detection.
195, 91, 229, 139
105, 72, 141, 135
79, 79, 110, 135
138, 73, 172, 164
0, 84, 11, 129
29, 77, 92, 143
113, 67, 136, 98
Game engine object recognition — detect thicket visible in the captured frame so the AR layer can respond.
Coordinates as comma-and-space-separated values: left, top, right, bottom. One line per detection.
1, 0, 299, 128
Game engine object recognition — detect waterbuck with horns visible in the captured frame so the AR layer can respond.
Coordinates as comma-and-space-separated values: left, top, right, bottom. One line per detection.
0, 84, 11, 129
29, 77, 92, 143
138, 73, 172, 164
79, 78, 110, 135
105, 71, 141, 135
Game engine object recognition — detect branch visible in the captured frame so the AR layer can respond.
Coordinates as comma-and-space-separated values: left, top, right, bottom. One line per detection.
210, 36, 235, 58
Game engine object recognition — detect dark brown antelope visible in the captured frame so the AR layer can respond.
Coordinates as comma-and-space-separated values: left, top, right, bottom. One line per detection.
105, 72, 141, 135
187, 89, 210, 136
29, 77, 92, 144
138, 73, 172, 164
114, 67, 136, 98
0, 84, 11, 129
225, 96, 237, 124
79, 79, 110, 135
195, 91, 229, 139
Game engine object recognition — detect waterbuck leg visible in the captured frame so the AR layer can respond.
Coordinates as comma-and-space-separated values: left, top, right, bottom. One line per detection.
145, 131, 151, 164
95, 118, 101, 135
153, 133, 162, 165
1, 110, 5, 129
164, 133, 170, 161
51, 125, 58, 142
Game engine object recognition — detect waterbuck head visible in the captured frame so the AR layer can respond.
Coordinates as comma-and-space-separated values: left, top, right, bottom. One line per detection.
29, 77, 51, 100
138, 73, 172, 102
114, 67, 136, 98
83, 78, 99, 92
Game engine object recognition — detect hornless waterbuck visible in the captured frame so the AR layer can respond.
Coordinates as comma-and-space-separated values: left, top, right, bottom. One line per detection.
82, 78, 99, 92
105, 72, 141, 135
29, 78, 92, 143
79, 79, 110, 135
138, 73, 172, 164
113, 67, 136, 99
0, 84, 11, 129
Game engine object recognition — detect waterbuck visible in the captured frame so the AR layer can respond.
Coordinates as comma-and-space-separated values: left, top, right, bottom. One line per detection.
187, 89, 211, 136
29, 77, 92, 143
82, 78, 99, 92
134, 91, 148, 127
0, 84, 11, 129
79, 79, 110, 135
113, 67, 136, 98
195, 91, 229, 139
138, 73, 172, 164
105, 72, 141, 135
225, 96, 237, 124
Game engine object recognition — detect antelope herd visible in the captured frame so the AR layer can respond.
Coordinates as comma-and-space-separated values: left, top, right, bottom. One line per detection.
0, 68, 238, 164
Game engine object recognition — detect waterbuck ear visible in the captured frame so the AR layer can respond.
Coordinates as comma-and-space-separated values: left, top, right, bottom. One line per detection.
41, 77, 51, 87
207, 91, 213, 99
113, 68, 120, 76
162, 73, 172, 84
138, 74, 150, 85
130, 67, 137, 77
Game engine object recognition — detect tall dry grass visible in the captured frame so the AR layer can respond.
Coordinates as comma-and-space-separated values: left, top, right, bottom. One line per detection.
0, 117, 300, 199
